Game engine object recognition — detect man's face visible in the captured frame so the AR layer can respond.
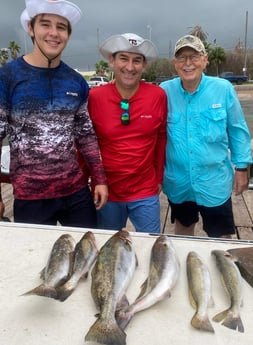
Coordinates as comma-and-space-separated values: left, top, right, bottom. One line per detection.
109, 52, 147, 91
173, 47, 208, 88
28, 14, 70, 59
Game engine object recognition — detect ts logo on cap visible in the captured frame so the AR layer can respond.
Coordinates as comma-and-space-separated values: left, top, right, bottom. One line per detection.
128, 39, 138, 46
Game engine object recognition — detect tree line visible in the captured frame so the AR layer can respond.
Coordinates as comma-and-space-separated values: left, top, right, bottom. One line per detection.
1, 26, 252, 81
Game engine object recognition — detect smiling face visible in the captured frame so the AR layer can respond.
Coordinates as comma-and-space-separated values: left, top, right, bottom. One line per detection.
28, 13, 71, 64
109, 51, 147, 97
174, 47, 208, 92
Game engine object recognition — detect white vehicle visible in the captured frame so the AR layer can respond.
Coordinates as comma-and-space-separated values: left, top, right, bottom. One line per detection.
87, 76, 109, 89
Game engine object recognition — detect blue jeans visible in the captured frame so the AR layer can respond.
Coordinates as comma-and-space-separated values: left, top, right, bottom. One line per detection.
97, 195, 160, 233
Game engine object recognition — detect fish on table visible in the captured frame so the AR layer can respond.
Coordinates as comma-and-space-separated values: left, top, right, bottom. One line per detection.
116, 235, 180, 330
211, 249, 244, 333
57, 231, 99, 302
186, 251, 214, 333
85, 229, 137, 345
22, 233, 76, 299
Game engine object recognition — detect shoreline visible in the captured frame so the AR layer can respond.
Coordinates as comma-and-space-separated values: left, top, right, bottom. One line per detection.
235, 84, 253, 100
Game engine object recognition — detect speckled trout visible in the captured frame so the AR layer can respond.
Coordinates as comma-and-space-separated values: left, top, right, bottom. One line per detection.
22, 234, 75, 299
57, 231, 98, 302
212, 250, 244, 333
186, 251, 214, 333
116, 235, 180, 330
85, 230, 137, 345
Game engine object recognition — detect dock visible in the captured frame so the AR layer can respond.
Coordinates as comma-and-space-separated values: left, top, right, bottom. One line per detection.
1, 182, 252, 240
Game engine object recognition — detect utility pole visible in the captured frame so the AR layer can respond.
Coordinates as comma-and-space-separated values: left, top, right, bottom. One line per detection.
243, 10, 248, 76
147, 24, 152, 41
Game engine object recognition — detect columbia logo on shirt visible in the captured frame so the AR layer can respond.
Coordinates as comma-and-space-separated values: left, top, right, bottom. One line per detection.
66, 91, 78, 97
140, 114, 152, 119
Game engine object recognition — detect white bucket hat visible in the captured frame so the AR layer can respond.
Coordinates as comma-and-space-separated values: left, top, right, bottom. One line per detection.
20, 0, 82, 32
99, 33, 158, 61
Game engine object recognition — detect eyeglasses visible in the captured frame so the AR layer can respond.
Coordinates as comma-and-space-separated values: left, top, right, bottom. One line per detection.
175, 53, 203, 63
120, 99, 130, 125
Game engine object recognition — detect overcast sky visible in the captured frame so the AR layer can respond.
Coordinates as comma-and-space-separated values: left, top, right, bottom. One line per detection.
0, 0, 252, 71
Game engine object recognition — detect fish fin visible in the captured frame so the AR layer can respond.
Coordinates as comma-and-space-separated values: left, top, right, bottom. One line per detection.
137, 279, 149, 299
85, 317, 126, 345
162, 289, 172, 299
55, 286, 74, 302
21, 284, 58, 299
39, 267, 46, 280
54, 275, 70, 288
191, 312, 215, 333
115, 307, 134, 331
116, 294, 129, 310
81, 271, 89, 279
188, 289, 196, 309
212, 309, 244, 333
135, 254, 139, 267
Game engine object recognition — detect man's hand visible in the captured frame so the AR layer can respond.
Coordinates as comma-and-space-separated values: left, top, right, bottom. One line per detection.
93, 185, 108, 210
158, 183, 162, 194
233, 170, 249, 195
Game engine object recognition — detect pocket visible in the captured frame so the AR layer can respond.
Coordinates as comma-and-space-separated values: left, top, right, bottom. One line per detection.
167, 112, 182, 141
200, 108, 227, 142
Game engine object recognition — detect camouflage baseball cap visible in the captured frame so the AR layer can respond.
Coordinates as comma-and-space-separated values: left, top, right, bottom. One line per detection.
174, 35, 206, 55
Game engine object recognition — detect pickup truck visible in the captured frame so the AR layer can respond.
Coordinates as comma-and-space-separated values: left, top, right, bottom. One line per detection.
87, 76, 109, 89
219, 72, 248, 84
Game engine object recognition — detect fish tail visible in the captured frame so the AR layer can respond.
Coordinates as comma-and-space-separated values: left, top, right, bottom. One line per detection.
212, 309, 244, 333
85, 317, 126, 345
21, 284, 58, 299
115, 308, 134, 330
191, 312, 215, 333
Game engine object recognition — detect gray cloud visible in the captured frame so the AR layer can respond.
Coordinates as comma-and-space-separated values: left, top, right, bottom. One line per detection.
0, 0, 251, 70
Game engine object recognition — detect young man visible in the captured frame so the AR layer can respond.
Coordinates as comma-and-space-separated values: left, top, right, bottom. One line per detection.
160, 35, 252, 238
0, 0, 108, 227
86, 33, 167, 233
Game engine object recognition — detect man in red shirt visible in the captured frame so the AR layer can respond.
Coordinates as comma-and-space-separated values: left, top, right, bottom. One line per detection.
86, 33, 167, 233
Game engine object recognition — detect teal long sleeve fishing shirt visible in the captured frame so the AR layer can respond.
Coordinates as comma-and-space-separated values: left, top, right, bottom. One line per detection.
160, 74, 252, 207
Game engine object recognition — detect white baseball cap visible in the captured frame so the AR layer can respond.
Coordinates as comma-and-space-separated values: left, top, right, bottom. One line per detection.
99, 33, 158, 61
20, 0, 82, 32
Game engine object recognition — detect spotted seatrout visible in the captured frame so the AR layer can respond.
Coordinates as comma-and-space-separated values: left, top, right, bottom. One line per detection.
85, 230, 137, 345
23, 234, 75, 299
57, 231, 98, 302
212, 250, 244, 333
186, 251, 214, 333
116, 235, 180, 330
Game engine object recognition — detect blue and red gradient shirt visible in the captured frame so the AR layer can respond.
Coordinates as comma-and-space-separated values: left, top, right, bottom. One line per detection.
0, 57, 106, 200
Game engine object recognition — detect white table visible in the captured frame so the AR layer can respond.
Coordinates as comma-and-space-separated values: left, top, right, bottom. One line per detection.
0, 222, 253, 344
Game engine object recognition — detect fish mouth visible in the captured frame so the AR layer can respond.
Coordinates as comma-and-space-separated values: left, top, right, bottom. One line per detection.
116, 230, 132, 244
119, 235, 132, 244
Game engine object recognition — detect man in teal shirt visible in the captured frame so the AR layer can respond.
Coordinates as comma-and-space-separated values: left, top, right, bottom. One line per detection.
160, 35, 252, 238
